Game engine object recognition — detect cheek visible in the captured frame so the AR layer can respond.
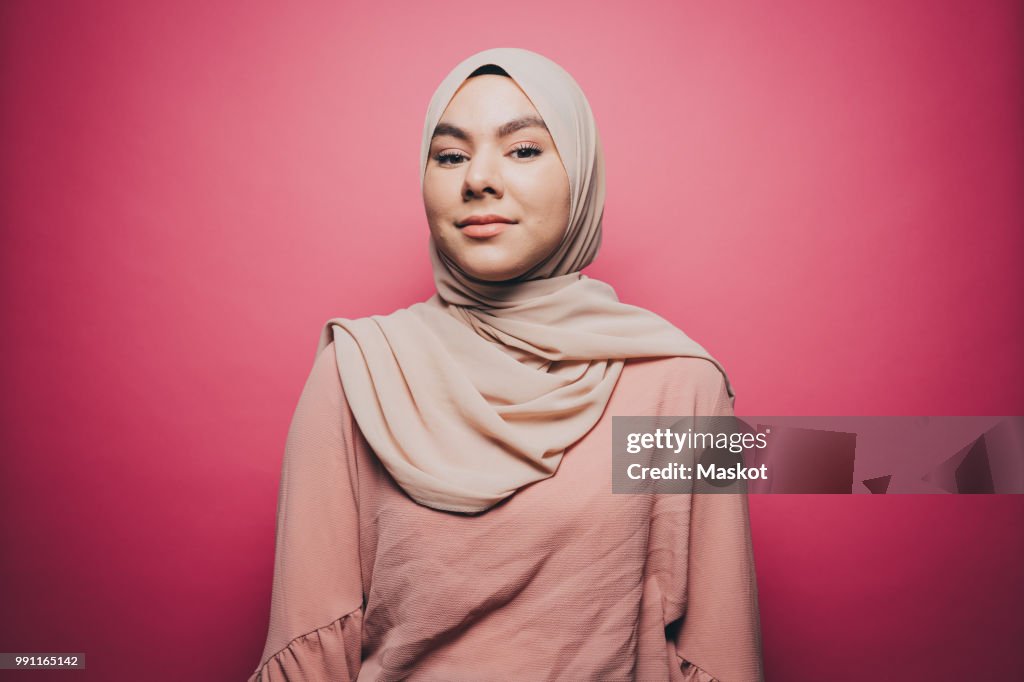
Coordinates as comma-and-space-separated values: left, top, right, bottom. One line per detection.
422, 180, 440, 215
514, 167, 554, 210
423, 180, 454, 229
524, 166, 571, 234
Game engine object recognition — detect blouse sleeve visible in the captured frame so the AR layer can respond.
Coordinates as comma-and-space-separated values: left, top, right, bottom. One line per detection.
655, 362, 765, 682
248, 341, 365, 682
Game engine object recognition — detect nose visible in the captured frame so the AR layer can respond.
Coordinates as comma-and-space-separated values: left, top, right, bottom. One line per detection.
462, 147, 504, 200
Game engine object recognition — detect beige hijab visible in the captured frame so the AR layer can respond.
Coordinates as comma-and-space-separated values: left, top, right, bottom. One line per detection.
317, 47, 734, 514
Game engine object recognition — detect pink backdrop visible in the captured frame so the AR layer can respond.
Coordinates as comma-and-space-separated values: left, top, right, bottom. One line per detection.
1, 1, 1021, 679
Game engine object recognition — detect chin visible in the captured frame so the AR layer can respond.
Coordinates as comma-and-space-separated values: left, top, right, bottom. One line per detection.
458, 258, 530, 283
440, 243, 516, 280
462, 267, 526, 283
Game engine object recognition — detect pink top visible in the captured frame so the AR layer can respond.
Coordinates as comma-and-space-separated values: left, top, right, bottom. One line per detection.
249, 342, 764, 681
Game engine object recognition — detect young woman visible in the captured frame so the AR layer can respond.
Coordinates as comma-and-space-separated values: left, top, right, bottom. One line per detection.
249, 47, 763, 682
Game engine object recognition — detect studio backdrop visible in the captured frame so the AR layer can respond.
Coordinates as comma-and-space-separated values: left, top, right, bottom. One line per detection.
1, 0, 1021, 680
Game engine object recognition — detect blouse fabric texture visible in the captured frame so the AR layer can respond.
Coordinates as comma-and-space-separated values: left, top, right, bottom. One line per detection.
248, 341, 764, 681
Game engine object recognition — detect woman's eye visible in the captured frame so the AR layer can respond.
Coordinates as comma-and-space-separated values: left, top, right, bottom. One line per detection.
511, 143, 542, 160
435, 151, 467, 166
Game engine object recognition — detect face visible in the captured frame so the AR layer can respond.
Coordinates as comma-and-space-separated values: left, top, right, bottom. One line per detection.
423, 74, 571, 282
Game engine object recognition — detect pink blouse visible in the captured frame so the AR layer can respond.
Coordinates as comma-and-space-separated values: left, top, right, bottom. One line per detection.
249, 341, 764, 681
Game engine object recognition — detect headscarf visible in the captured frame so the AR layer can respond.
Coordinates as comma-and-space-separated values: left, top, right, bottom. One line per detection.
316, 47, 734, 514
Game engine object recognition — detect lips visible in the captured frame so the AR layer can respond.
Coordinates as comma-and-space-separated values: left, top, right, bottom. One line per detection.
461, 222, 512, 238
456, 214, 515, 227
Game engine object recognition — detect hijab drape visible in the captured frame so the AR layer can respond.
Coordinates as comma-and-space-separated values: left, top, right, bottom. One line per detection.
316, 47, 734, 514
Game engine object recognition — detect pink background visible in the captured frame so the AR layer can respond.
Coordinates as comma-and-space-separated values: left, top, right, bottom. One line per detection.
2, 1, 1021, 680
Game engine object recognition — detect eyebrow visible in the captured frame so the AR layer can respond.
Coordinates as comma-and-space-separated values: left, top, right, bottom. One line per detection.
431, 115, 549, 142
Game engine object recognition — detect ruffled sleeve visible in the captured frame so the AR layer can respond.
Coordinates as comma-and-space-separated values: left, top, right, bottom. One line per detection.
667, 487, 762, 682
655, 363, 765, 681
249, 341, 365, 681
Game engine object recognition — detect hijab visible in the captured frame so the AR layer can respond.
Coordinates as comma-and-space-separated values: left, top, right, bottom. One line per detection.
316, 47, 734, 514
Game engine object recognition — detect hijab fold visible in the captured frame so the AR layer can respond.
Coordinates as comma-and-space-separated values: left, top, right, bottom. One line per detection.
316, 47, 734, 514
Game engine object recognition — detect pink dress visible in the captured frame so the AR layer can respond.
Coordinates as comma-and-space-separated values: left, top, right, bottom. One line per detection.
248, 341, 764, 681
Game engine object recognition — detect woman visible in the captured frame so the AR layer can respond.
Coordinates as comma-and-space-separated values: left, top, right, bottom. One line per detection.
249, 47, 763, 681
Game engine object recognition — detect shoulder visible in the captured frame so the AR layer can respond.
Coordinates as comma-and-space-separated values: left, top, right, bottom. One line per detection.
663, 355, 728, 389
623, 355, 732, 417
287, 339, 362, 464
310, 338, 339, 378
313, 338, 340, 371
628, 354, 728, 393
301, 339, 348, 411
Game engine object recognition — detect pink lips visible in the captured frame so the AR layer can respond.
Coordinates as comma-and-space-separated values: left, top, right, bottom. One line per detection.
457, 214, 516, 239
462, 222, 511, 238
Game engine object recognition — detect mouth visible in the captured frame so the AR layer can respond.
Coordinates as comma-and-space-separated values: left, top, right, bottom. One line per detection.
460, 222, 512, 238
456, 214, 517, 239
456, 214, 515, 227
